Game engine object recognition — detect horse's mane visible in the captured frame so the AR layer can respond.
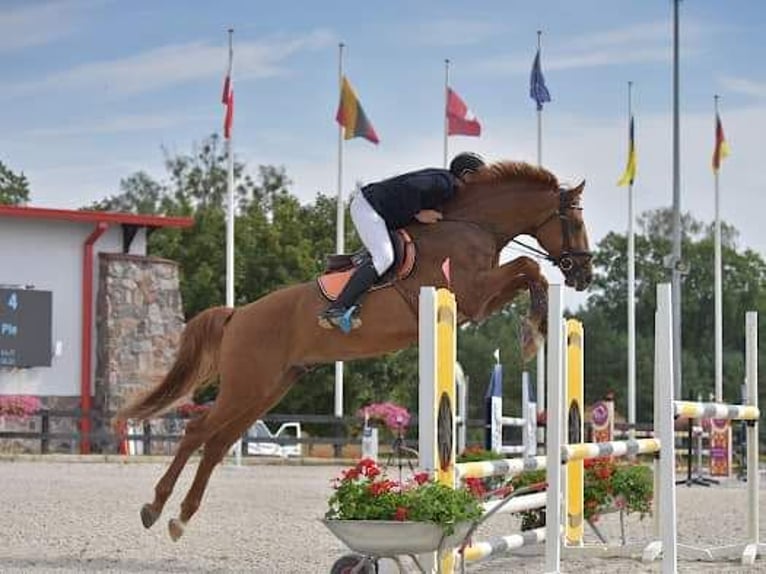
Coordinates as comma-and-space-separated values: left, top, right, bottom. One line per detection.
465, 160, 559, 189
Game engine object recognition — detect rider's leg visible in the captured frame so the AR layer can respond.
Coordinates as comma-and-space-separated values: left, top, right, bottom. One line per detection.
350, 192, 395, 277
319, 193, 394, 330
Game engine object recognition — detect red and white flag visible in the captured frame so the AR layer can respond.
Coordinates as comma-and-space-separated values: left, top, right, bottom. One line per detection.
222, 44, 234, 139
446, 87, 481, 137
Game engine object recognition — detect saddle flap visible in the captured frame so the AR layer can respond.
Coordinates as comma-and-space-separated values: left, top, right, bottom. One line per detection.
317, 229, 416, 301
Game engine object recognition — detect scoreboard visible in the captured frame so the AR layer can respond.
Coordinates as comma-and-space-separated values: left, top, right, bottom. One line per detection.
0, 288, 52, 368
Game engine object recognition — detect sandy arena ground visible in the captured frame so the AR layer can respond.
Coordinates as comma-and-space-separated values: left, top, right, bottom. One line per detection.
0, 458, 764, 573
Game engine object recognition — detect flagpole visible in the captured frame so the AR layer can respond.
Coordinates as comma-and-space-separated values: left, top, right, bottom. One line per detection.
626, 81, 636, 440
224, 28, 241, 466
670, 0, 683, 400
536, 30, 543, 166
713, 94, 723, 402
443, 59, 450, 168
225, 28, 235, 311
535, 29, 545, 427
335, 42, 345, 420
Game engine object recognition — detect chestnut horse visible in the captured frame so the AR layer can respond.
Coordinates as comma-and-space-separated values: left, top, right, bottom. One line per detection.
115, 160, 593, 541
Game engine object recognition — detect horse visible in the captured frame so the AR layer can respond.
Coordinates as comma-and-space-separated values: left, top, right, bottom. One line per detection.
115, 160, 593, 541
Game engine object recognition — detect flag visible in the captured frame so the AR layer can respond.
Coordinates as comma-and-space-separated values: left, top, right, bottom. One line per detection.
222, 38, 233, 140
529, 49, 551, 111
712, 113, 730, 172
446, 87, 481, 136
336, 76, 379, 144
222, 75, 233, 139
617, 116, 637, 186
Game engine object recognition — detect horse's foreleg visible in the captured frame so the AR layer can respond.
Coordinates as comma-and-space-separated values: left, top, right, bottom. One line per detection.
467, 257, 547, 360
140, 412, 210, 529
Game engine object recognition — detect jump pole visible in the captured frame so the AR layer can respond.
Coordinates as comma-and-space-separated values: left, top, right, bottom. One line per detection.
418, 286, 457, 573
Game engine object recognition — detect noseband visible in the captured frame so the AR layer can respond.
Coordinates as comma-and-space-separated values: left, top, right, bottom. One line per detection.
512, 188, 592, 272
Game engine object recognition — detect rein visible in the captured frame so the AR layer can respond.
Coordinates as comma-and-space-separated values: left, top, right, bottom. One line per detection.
444, 188, 592, 272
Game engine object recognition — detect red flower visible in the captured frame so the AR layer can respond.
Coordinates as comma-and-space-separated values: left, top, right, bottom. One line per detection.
413, 472, 430, 486
394, 506, 409, 521
357, 458, 381, 479
464, 477, 487, 498
342, 467, 361, 481
368, 480, 395, 497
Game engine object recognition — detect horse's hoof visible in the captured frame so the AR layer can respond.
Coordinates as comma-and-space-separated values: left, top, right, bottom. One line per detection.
168, 518, 186, 542
140, 504, 160, 529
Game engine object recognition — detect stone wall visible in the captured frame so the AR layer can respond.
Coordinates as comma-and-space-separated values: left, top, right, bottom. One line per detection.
95, 253, 185, 419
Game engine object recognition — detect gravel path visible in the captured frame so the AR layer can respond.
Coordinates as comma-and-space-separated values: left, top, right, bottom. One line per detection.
1, 459, 765, 573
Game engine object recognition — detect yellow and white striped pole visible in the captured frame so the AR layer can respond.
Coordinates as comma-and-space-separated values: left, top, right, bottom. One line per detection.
565, 319, 584, 546
418, 287, 457, 573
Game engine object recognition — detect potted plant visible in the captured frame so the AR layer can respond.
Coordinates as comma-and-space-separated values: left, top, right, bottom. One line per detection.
323, 458, 483, 558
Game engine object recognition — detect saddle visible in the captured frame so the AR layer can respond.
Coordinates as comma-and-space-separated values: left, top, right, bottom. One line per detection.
316, 229, 416, 301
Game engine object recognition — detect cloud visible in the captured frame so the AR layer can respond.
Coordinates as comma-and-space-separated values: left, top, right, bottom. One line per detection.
6, 29, 335, 97
0, 0, 94, 51
477, 20, 706, 75
719, 76, 766, 99
410, 19, 505, 47
566, 21, 669, 51
25, 110, 210, 137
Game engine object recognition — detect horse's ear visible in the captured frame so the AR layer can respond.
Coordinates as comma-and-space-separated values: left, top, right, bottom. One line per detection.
570, 179, 586, 196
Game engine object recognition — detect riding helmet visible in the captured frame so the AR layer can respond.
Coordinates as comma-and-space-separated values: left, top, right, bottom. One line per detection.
449, 152, 486, 178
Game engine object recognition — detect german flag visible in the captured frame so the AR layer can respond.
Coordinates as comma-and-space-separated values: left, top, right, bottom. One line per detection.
712, 113, 730, 172
336, 76, 379, 144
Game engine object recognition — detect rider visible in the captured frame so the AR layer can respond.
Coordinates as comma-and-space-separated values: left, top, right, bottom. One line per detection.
318, 151, 486, 332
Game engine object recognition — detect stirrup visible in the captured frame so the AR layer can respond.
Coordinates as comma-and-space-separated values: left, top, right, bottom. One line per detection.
318, 306, 362, 333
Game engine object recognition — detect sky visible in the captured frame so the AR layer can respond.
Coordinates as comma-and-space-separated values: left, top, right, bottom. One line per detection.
2, 0, 765, 310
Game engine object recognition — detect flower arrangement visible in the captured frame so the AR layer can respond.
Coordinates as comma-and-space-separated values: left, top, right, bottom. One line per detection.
456, 448, 654, 530
326, 458, 483, 535
0, 395, 41, 419
357, 402, 411, 433
583, 457, 653, 521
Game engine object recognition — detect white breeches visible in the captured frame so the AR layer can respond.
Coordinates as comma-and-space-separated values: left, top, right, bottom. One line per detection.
350, 192, 395, 276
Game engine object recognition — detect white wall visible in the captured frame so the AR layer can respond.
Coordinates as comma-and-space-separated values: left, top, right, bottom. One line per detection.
0, 218, 145, 396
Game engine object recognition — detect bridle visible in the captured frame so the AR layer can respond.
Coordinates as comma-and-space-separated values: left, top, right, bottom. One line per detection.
511, 188, 592, 272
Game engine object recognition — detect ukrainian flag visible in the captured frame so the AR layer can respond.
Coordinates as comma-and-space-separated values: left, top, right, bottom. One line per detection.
617, 116, 636, 187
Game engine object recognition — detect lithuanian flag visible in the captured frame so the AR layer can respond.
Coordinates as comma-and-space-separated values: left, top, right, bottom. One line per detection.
336, 76, 379, 144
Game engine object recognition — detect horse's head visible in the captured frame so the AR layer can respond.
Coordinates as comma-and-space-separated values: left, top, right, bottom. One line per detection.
531, 180, 593, 291
445, 161, 593, 291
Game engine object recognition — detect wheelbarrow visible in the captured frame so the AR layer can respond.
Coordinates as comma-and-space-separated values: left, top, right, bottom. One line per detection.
323, 482, 547, 574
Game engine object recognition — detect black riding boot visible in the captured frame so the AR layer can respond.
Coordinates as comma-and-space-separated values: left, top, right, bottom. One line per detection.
318, 261, 379, 332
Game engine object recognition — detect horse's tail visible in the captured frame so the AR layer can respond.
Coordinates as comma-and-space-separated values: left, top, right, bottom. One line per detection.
115, 306, 234, 423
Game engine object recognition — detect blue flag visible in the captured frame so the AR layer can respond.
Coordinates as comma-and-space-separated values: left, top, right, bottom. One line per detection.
530, 49, 551, 111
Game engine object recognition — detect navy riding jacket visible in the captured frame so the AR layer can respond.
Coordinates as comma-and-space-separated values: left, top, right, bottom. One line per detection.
360, 168, 458, 230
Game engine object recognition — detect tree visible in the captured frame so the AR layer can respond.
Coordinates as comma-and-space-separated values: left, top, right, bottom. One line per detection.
580, 208, 766, 423
0, 161, 30, 205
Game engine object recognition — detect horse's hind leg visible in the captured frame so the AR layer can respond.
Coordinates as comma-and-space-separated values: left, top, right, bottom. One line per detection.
167, 367, 303, 541
140, 412, 210, 529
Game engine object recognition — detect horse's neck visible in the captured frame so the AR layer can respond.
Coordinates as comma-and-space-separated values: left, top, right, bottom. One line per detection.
445, 182, 556, 239
409, 219, 500, 259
